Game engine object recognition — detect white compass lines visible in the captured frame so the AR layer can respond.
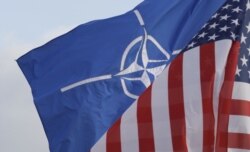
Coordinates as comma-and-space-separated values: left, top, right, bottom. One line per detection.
61, 10, 171, 99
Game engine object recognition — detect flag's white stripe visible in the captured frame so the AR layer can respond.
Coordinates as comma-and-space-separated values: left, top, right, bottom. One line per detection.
120, 100, 139, 152
152, 66, 173, 152
213, 40, 232, 145
183, 47, 203, 152
232, 82, 250, 101
91, 133, 107, 152
90, 40, 234, 151
229, 115, 250, 134
228, 148, 250, 152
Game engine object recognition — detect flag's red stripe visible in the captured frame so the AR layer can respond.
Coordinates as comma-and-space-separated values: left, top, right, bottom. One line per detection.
231, 100, 250, 116
200, 42, 216, 151
137, 86, 155, 152
219, 132, 250, 150
215, 41, 240, 151
227, 133, 250, 150
168, 54, 188, 152
106, 119, 122, 152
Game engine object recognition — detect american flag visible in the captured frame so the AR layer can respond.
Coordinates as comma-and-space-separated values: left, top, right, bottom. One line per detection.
91, 0, 250, 151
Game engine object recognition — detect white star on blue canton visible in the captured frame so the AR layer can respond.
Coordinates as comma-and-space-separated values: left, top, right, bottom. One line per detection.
198, 32, 207, 38
232, 7, 243, 13
188, 42, 196, 48
209, 34, 219, 41
241, 33, 247, 44
220, 14, 230, 21
220, 25, 230, 32
209, 22, 219, 29
232, 19, 240, 26
231, 32, 237, 40
247, 0, 250, 11
246, 22, 250, 33
240, 55, 248, 67
222, 4, 232, 9
212, 13, 219, 19
248, 47, 250, 56
236, 66, 242, 76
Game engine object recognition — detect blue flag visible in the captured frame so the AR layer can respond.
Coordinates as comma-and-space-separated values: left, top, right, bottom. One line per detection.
17, 0, 226, 151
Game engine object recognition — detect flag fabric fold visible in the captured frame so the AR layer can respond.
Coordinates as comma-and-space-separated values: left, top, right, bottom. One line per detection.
91, 0, 250, 151
17, 0, 226, 151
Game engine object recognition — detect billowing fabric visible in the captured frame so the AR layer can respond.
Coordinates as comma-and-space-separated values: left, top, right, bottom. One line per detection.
91, 0, 250, 151
91, 40, 234, 152
17, 0, 226, 152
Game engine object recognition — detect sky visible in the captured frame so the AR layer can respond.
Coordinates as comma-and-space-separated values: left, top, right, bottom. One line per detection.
0, 0, 142, 151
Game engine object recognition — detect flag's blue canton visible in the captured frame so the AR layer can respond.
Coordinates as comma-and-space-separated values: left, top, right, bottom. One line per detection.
235, 0, 250, 83
185, 0, 250, 84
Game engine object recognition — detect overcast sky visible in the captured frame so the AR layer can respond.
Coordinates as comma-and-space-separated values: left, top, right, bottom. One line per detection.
0, 1, 142, 151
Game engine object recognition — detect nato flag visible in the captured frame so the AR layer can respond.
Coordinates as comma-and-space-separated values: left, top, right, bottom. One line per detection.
17, 0, 225, 151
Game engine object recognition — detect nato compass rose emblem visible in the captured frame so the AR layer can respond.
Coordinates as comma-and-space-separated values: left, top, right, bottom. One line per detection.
61, 10, 171, 99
